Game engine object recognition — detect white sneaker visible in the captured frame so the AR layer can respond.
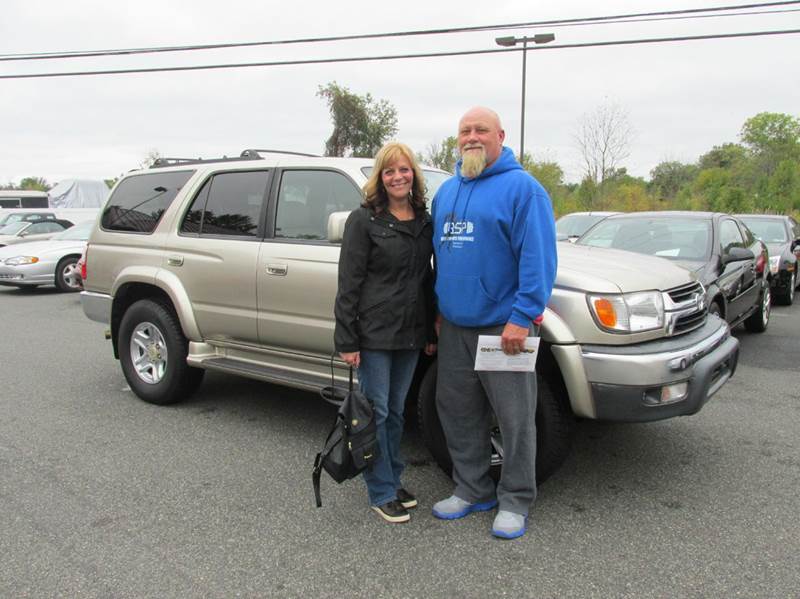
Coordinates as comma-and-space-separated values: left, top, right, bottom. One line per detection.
491, 510, 526, 539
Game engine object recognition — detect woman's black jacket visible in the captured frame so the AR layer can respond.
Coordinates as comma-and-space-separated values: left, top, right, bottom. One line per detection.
334, 206, 435, 353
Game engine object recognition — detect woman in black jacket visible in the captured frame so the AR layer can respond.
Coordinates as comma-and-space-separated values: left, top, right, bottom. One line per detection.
334, 142, 436, 523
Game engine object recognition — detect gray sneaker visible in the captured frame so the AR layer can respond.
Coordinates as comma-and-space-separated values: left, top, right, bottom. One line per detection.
432, 495, 498, 520
491, 510, 526, 539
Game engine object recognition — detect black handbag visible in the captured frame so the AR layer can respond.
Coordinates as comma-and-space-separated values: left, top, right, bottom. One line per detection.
312, 366, 380, 507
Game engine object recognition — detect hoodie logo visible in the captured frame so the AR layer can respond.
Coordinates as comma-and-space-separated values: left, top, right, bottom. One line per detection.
440, 217, 475, 248
443, 221, 474, 235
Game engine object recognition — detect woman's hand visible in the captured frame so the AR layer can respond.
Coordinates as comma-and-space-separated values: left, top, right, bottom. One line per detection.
424, 343, 437, 356
339, 351, 361, 367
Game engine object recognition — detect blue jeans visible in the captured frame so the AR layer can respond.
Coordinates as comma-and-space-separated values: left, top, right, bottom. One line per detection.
357, 349, 420, 506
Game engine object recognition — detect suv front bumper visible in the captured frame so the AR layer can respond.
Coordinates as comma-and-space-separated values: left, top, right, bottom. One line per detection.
564, 315, 739, 422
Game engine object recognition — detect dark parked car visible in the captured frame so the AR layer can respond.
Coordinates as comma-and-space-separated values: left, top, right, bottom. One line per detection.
736, 214, 800, 305
576, 211, 771, 333
556, 211, 620, 242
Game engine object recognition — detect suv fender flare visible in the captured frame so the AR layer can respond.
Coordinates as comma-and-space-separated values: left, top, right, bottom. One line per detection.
111, 266, 201, 341
539, 307, 576, 344
153, 269, 201, 340
539, 308, 593, 418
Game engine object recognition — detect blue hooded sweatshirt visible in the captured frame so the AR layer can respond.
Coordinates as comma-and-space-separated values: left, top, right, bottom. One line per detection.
431, 146, 557, 328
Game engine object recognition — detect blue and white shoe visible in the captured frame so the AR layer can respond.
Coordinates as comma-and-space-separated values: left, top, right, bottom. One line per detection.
491, 510, 526, 539
432, 495, 498, 520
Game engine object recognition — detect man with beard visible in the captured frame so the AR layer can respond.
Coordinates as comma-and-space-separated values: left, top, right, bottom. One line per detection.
430, 106, 557, 539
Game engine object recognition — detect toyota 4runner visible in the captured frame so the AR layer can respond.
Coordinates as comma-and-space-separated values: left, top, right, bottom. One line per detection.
81, 150, 740, 481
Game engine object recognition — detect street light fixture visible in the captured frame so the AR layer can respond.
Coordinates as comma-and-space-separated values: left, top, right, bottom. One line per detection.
495, 33, 556, 163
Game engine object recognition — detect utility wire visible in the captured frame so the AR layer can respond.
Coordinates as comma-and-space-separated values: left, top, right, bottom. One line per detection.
1, 28, 798, 80
1, 0, 798, 61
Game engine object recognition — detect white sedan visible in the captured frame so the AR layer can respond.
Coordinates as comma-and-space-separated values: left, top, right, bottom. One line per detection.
0, 221, 94, 292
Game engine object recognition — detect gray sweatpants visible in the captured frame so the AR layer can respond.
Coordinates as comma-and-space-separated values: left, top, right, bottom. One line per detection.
436, 318, 538, 516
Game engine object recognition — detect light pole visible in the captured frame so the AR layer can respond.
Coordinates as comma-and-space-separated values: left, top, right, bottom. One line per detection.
495, 33, 555, 163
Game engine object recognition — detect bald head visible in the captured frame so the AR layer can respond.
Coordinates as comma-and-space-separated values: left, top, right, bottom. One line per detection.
460, 106, 503, 131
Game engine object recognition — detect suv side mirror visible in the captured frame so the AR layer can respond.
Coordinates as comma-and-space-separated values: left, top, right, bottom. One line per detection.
327, 211, 351, 243
722, 246, 754, 265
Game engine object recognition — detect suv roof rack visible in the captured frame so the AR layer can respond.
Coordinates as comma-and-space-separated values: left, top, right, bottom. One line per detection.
149, 149, 319, 169
240, 149, 319, 158
150, 154, 262, 169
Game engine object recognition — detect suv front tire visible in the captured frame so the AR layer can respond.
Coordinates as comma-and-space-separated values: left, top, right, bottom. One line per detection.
118, 299, 204, 405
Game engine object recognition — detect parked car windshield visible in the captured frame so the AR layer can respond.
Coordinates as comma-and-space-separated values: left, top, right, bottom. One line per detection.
578, 216, 713, 261
738, 218, 788, 243
0, 222, 29, 235
556, 213, 610, 238
52, 220, 94, 241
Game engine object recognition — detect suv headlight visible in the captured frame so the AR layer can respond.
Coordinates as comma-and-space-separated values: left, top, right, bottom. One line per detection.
587, 291, 665, 333
768, 255, 780, 275
4, 256, 39, 265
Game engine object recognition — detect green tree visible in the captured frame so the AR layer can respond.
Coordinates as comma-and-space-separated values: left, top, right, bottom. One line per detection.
317, 82, 398, 157
698, 143, 747, 170
649, 161, 697, 201
419, 136, 459, 172
19, 176, 50, 191
765, 159, 800, 213
740, 112, 800, 164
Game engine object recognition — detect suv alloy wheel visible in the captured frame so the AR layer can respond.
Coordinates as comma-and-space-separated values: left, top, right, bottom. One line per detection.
118, 299, 204, 405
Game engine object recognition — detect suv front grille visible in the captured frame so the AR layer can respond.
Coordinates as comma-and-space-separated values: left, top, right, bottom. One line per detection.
667, 281, 703, 304
664, 281, 707, 335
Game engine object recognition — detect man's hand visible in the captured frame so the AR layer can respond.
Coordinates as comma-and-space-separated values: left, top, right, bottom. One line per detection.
501, 322, 529, 355
339, 351, 360, 367
424, 343, 437, 356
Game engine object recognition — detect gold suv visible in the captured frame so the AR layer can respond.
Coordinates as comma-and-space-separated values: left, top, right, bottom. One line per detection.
81, 149, 739, 483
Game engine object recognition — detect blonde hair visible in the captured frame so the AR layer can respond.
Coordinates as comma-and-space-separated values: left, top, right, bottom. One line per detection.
362, 142, 427, 216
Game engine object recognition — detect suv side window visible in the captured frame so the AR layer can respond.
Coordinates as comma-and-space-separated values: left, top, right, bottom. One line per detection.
274, 170, 362, 241
719, 219, 745, 254
180, 170, 269, 238
102, 170, 194, 233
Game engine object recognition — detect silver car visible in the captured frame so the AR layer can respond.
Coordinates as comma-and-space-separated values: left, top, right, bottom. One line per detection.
0, 220, 94, 291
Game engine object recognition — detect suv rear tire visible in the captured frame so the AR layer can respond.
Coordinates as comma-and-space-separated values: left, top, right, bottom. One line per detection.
118, 299, 204, 405
417, 361, 573, 485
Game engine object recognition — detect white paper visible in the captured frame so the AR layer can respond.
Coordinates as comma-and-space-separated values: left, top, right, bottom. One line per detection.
474, 335, 540, 372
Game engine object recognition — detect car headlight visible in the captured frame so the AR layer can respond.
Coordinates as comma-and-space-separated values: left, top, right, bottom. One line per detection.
4, 256, 39, 265
587, 291, 665, 333
768, 255, 780, 275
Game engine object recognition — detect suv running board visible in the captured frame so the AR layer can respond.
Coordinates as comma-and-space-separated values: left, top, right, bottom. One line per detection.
198, 357, 347, 405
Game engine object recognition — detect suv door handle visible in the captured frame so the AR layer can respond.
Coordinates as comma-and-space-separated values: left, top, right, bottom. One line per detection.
167, 255, 184, 266
266, 263, 288, 276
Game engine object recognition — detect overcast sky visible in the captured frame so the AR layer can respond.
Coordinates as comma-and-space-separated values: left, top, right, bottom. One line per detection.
2, 0, 799, 186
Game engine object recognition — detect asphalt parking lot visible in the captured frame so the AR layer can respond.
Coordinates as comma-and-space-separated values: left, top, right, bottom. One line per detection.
1, 287, 798, 598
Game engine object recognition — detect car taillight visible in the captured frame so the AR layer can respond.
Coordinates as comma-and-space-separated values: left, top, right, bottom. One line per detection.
755, 251, 766, 274
81, 247, 88, 281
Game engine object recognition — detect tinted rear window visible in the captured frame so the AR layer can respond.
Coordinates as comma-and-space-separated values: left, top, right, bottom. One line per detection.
102, 170, 194, 233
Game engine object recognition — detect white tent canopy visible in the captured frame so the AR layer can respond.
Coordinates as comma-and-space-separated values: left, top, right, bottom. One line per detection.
48, 179, 109, 209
